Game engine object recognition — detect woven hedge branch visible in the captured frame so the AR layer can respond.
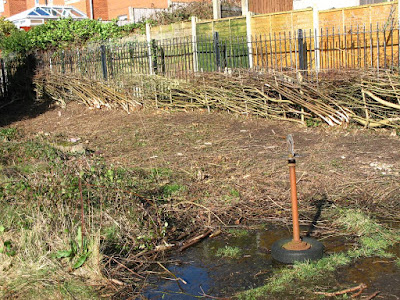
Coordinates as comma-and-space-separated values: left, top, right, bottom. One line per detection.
34, 70, 400, 129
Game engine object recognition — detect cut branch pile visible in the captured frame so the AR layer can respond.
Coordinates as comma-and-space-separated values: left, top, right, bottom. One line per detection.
34, 70, 400, 129
34, 71, 142, 113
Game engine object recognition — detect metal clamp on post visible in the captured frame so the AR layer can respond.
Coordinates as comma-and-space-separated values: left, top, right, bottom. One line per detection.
287, 134, 296, 165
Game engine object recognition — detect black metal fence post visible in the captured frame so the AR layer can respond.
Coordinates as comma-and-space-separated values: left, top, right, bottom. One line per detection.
106, 47, 114, 79
213, 31, 221, 71
160, 45, 166, 75
100, 45, 108, 81
151, 39, 158, 74
298, 29, 305, 72
221, 42, 227, 69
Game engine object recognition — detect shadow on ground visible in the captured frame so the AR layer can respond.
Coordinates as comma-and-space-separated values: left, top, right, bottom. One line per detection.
0, 54, 54, 127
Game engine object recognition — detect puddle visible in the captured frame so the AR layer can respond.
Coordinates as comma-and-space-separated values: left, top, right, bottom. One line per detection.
337, 243, 400, 299
144, 226, 400, 299
144, 227, 349, 299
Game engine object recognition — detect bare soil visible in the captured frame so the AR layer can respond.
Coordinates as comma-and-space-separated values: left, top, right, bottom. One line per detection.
3, 102, 400, 298
11, 102, 400, 224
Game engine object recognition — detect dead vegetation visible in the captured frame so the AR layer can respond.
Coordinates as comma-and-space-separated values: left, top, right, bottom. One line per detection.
34, 70, 400, 130
2, 69, 400, 298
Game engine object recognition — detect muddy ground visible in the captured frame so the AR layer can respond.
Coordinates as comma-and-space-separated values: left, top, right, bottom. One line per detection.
3, 102, 400, 298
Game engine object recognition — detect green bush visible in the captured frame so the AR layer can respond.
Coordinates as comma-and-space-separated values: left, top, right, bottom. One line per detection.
0, 17, 17, 38
0, 18, 145, 55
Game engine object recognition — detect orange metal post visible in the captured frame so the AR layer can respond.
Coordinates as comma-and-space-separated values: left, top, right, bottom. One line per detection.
288, 161, 301, 243
283, 158, 311, 251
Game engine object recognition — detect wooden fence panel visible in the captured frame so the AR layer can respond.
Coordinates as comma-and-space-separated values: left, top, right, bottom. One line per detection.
197, 17, 247, 39
320, 2, 398, 30
249, 0, 293, 15
251, 9, 313, 36
150, 21, 193, 41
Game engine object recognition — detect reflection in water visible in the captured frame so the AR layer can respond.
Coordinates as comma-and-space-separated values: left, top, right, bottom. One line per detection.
144, 228, 399, 299
145, 227, 289, 299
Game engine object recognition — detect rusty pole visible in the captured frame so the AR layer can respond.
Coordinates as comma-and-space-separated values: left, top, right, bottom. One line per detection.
283, 134, 310, 251
288, 158, 301, 243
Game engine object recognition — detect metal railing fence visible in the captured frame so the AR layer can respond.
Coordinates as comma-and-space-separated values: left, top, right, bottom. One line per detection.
37, 22, 400, 81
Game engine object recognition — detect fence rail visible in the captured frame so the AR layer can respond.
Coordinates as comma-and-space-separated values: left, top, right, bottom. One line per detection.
38, 23, 400, 81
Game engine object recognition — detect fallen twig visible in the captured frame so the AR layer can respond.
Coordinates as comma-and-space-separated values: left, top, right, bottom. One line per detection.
179, 229, 212, 251
157, 262, 187, 285
351, 284, 367, 298
314, 283, 367, 297
103, 255, 145, 279
364, 291, 380, 300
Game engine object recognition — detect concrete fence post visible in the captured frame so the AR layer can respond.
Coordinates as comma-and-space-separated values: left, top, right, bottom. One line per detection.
241, 0, 249, 16
191, 16, 199, 73
313, 4, 320, 72
146, 23, 154, 75
246, 12, 253, 69
213, 0, 221, 19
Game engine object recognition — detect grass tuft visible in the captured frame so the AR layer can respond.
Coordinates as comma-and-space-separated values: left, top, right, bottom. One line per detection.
228, 228, 249, 237
216, 246, 242, 259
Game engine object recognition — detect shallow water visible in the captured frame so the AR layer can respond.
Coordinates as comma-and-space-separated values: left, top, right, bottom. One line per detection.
145, 227, 332, 299
337, 243, 400, 299
144, 227, 400, 299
